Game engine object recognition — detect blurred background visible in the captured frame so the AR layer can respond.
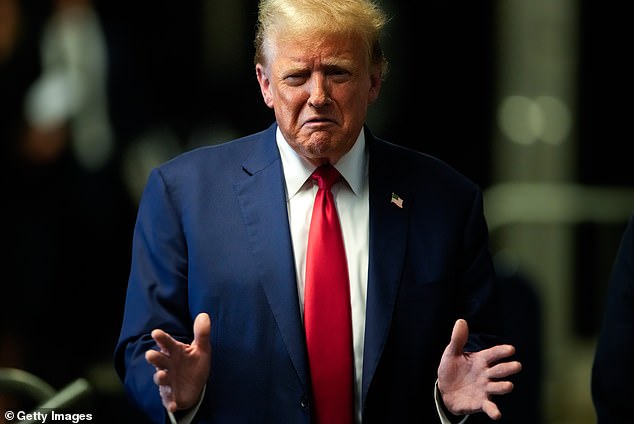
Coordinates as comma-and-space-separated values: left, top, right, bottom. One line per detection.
1, 0, 632, 422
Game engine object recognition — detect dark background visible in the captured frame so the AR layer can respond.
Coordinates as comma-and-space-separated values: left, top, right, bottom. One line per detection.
1, 1, 631, 422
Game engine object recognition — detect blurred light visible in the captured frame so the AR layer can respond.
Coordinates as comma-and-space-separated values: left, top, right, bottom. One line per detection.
498, 95, 571, 145
535, 95, 571, 145
498, 95, 539, 145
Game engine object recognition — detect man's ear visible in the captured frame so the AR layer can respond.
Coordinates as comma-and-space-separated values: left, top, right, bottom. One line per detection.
255, 64, 274, 108
368, 68, 382, 105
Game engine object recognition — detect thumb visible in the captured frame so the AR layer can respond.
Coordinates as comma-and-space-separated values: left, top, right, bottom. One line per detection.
192, 312, 212, 350
448, 319, 469, 356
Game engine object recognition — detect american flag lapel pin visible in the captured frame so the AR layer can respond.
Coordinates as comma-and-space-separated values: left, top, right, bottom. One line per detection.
390, 192, 404, 208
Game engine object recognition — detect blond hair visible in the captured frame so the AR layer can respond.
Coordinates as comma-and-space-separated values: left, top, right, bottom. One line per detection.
254, 0, 389, 75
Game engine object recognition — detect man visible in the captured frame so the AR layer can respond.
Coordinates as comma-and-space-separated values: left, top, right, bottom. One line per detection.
592, 213, 634, 422
114, 0, 521, 422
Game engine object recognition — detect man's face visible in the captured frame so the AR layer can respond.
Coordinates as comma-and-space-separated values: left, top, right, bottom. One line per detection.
256, 32, 381, 166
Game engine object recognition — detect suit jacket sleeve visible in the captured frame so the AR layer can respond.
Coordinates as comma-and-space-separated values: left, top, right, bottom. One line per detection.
591, 213, 634, 421
114, 166, 193, 423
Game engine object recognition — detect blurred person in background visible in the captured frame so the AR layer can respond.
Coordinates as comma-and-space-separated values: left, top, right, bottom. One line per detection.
591, 212, 634, 422
114, 0, 522, 423
2, 0, 134, 413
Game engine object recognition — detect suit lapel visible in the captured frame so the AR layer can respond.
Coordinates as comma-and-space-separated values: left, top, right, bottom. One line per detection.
361, 136, 410, 405
232, 128, 411, 402
234, 126, 310, 390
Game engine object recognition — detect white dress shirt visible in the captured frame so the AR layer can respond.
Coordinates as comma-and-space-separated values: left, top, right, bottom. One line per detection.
276, 126, 369, 422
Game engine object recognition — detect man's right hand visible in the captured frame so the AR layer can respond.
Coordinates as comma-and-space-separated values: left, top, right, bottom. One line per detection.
145, 312, 212, 412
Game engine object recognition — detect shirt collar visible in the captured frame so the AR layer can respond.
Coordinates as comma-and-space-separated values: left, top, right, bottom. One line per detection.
276, 126, 367, 199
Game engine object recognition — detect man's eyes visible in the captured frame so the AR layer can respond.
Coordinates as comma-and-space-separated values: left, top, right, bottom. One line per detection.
283, 70, 350, 84
284, 74, 308, 85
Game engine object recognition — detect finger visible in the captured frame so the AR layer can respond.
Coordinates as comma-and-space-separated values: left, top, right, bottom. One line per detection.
153, 368, 171, 386
448, 319, 469, 356
159, 385, 177, 412
151, 329, 178, 355
486, 380, 514, 395
145, 349, 171, 369
488, 360, 522, 379
481, 399, 502, 421
481, 344, 516, 363
192, 312, 212, 350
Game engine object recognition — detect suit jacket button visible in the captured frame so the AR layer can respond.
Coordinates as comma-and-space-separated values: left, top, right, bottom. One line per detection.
300, 396, 309, 409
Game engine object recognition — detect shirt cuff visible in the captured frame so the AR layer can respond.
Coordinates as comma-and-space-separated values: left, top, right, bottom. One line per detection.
435, 379, 469, 424
167, 385, 206, 424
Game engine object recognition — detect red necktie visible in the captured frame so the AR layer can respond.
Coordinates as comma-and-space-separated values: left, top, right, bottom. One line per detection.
304, 164, 354, 424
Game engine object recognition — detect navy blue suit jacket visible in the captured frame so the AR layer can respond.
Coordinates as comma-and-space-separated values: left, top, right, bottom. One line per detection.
114, 123, 503, 423
592, 212, 634, 422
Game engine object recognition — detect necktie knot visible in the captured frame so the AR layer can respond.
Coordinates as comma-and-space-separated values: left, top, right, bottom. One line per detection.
311, 165, 340, 191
